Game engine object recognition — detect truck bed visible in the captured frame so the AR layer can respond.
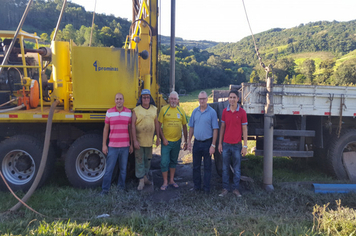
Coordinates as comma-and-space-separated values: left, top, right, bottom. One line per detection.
241, 83, 356, 117
0, 106, 106, 123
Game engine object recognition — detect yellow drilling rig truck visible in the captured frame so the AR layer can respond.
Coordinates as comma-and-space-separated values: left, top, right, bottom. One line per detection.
0, 0, 163, 191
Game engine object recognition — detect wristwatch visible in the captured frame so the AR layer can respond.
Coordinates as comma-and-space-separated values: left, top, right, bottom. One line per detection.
243, 145, 248, 149
211, 144, 216, 148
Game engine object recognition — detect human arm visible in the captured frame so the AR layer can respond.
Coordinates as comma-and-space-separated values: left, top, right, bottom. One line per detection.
241, 125, 248, 156
102, 123, 110, 155
218, 122, 225, 154
155, 117, 160, 147
159, 121, 168, 146
131, 111, 140, 149
128, 123, 133, 154
182, 124, 188, 150
210, 129, 218, 155
188, 126, 194, 151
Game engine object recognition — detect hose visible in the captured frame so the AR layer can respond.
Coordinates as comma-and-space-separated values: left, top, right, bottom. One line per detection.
9, 100, 59, 212
0, 98, 18, 108
0, 104, 25, 113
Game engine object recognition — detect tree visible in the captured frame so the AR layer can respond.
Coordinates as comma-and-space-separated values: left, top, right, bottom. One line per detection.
250, 70, 260, 83
40, 33, 48, 42
333, 59, 356, 85
301, 59, 315, 84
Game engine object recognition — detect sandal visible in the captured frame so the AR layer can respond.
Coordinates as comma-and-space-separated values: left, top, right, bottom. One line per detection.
169, 183, 179, 188
160, 185, 169, 191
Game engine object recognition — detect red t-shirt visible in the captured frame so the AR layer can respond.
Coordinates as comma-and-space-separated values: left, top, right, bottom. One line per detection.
221, 105, 248, 144
105, 106, 132, 147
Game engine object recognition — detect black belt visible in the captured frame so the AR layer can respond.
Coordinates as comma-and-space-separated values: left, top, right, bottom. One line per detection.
195, 138, 212, 143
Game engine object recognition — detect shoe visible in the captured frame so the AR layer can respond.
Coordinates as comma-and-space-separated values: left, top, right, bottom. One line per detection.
233, 189, 242, 197
137, 178, 145, 190
100, 191, 108, 196
219, 189, 228, 197
160, 185, 169, 191
169, 183, 179, 188
144, 175, 152, 185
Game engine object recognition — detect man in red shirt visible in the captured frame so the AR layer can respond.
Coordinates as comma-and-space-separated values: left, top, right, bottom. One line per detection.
101, 93, 133, 195
218, 90, 248, 197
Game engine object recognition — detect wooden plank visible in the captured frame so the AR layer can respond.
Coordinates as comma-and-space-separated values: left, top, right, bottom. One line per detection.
343, 152, 356, 183
255, 129, 315, 137
254, 150, 314, 158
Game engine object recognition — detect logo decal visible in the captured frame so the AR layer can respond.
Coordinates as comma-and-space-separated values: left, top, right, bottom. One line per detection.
93, 60, 119, 72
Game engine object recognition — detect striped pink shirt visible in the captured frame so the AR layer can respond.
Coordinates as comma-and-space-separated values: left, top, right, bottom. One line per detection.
105, 106, 132, 147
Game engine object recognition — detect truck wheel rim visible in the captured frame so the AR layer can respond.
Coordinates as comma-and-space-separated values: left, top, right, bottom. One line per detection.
75, 148, 106, 182
2, 150, 35, 185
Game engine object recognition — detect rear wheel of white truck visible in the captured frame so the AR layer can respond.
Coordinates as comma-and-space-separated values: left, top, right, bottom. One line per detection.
326, 129, 356, 180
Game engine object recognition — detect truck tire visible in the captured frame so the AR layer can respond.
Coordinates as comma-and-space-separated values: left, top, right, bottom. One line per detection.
0, 135, 54, 191
65, 134, 106, 188
326, 129, 356, 179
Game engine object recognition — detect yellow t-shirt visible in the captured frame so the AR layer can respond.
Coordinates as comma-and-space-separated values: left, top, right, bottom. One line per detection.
134, 105, 157, 147
158, 105, 188, 142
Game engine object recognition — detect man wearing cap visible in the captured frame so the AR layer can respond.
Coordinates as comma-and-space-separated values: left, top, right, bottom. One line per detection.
188, 91, 219, 194
218, 90, 248, 197
158, 91, 188, 190
101, 93, 133, 195
132, 89, 160, 190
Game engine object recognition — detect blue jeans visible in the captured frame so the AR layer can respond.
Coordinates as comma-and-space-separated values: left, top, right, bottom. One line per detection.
193, 139, 212, 192
102, 146, 129, 192
222, 142, 242, 191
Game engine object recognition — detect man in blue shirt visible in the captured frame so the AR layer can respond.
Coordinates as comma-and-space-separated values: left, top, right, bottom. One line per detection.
188, 91, 219, 194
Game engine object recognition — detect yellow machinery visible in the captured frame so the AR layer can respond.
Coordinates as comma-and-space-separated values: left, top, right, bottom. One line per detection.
0, 0, 163, 191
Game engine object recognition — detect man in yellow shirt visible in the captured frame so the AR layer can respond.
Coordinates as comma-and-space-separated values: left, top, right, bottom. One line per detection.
158, 91, 188, 190
132, 89, 160, 190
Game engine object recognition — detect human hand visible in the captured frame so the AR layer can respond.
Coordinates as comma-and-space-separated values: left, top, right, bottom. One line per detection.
163, 138, 169, 146
241, 147, 247, 156
187, 143, 192, 152
209, 146, 215, 155
182, 142, 187, 151
218, 143, 223, 154
129, 145, 134, 154
134, 140, 140, 150
156, 138, 160, 147
102, 145, 108, 155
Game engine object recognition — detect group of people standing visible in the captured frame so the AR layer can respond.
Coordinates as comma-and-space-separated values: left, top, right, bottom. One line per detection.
100, 89, 248, 197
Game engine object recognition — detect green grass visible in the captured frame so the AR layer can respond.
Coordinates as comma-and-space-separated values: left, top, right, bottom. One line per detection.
1, 155, 356, 235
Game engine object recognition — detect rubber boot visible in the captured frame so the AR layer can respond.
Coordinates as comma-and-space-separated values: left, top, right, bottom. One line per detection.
144, 175, 151, 185
137, 178, 145, 190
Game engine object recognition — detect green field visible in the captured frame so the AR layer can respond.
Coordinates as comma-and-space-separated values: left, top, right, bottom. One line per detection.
1, 88, 356, 235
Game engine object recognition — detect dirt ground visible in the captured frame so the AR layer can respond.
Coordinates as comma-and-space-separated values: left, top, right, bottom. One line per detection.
138, 147, 251, 202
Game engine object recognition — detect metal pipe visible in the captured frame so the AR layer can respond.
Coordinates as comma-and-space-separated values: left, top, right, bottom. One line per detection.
0, 0, 33, 75
52, 0, 67, 41
89, 0, 97, 47
170, 0, 176, 92
263, 68, 274, 191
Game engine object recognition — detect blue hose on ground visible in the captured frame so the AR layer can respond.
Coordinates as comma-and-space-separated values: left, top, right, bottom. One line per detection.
313, 183, 356, 193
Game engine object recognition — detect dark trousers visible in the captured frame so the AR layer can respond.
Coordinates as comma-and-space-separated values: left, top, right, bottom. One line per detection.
192, 139, 212, 192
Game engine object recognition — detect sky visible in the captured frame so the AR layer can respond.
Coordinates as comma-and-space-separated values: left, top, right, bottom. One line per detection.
70, 0, 356, 43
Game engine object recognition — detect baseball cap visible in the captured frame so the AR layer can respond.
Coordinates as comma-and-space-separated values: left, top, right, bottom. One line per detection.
141, 89, 151, 95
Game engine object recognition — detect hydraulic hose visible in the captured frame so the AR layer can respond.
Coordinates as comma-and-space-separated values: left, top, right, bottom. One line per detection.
0, 98, 18, 108
0, 104, 25, 113
9, 100, 59, 212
